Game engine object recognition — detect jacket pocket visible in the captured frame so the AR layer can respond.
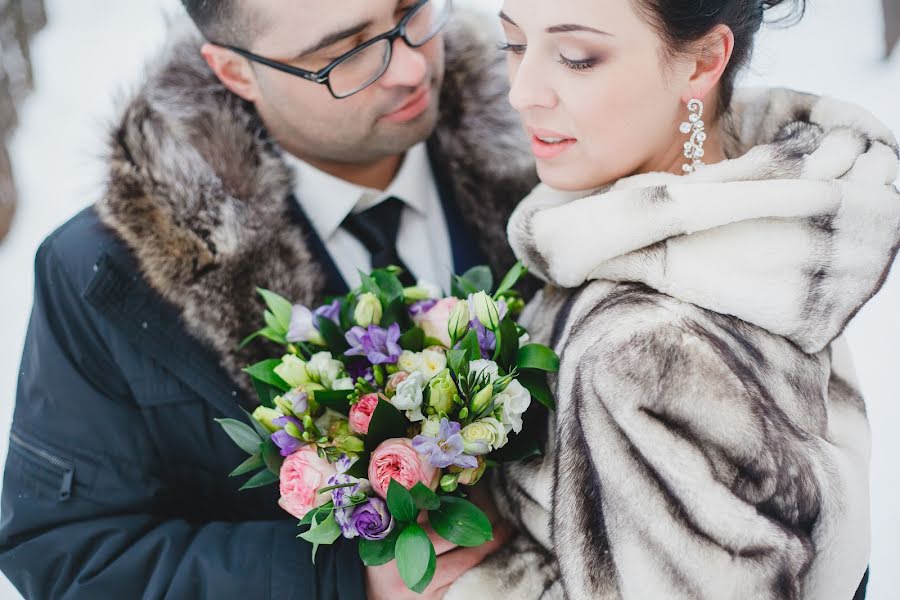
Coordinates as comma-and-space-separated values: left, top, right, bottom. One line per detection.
8, 430, 75, 501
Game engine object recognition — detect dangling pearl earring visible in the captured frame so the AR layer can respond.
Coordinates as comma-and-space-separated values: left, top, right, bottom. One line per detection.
680, 98, 706, 174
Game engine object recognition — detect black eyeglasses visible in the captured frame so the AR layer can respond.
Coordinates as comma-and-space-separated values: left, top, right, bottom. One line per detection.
214, 0, 453, 99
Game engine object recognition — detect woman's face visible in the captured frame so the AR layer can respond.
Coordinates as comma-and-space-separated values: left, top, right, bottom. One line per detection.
500, 0, 695, 191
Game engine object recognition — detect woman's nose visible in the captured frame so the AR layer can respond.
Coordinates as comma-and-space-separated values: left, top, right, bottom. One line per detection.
507, 52, 558, 113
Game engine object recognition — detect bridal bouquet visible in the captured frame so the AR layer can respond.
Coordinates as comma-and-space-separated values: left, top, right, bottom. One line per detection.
216, 263, 558, 593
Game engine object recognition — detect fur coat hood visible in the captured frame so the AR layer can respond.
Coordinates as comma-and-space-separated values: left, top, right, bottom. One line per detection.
93, 13, 536, 389
509, 88, 900, 354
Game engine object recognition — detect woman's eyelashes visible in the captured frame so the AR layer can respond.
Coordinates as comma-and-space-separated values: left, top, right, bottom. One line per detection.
499, 42, 600, 71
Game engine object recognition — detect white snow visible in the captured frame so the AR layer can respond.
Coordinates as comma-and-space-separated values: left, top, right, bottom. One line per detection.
0, 0, 896, 598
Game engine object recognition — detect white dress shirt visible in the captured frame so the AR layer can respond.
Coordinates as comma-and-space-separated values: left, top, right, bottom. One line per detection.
284, 143, 454, 292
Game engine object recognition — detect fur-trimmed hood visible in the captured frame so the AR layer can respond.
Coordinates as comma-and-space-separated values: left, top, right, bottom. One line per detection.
509, 88, 900, 353
95, 13, 536, 390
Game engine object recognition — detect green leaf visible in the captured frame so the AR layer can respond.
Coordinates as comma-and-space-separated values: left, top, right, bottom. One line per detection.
451, 275, 479, 299
359, 530, 400, 566
428, 496, 493, 547
315, 390, 352, 414
364, 400, 408, 452
410, 539, 437, 594
398, 327, 425, 352
387, 479, 418, 522
299, 502, 334, 526
229, 453, 264, 477
494, 261, 528, 298
215, 418, 264, 455
459, 329, 482, 362
241, 407, 273, 441
447, 349, 469, 379
460, 266, 493, 294
257, 288, 293, 332
244, 359, 291, 392
515, 344, 560, 373
410, 482, 441, 511
317, 316, 349, 354
496, 316, 520, 372
263, 309, 284, 335
262, 437, 285, 476
298, 511, 342, 545
345, 456, 370, 480
239, 468, 279, 490
395, 524, 436, 592
381, 298, 411, 330
373, 270, 405, 304
359, 272, 381, 297
252, 379, 280, 409
517, 370, 556, 411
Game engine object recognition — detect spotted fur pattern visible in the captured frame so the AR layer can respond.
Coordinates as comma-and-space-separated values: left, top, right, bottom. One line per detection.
448, 88, 899, 600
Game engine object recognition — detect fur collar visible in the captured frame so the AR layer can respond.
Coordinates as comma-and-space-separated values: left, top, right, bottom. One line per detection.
509, 88, 900, 353
96, 13, 536, 390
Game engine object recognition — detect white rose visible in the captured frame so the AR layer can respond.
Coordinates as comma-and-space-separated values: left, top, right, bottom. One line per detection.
332, 377, 354, 391
390, 371, 426, 422
307, 352, 343, 389
420, 348, 448, 380
397, 350, 423, 374
495, 380, 531, 434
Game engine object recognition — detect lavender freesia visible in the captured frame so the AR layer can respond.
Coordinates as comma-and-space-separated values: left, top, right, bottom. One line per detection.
412, 418, 478, 469
345, 323, 402, 365
314, 300, 342, 325
271, 415, 304, 457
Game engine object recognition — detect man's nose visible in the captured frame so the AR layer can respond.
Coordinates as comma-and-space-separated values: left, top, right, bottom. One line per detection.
378, 38, 429, 89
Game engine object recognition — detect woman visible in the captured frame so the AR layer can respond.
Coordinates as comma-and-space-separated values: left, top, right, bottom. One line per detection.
447, 0, 899, 598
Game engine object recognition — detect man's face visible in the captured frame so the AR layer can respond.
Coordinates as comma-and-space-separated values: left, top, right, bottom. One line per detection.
237, 0, 446, 166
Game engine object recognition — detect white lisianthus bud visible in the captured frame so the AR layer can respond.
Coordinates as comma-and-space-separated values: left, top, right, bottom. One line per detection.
354, 293, 383, 327
447, 300, 471, 342
252, 406, 283, 433
470, 291, 500, 331
274, 355, 312, 388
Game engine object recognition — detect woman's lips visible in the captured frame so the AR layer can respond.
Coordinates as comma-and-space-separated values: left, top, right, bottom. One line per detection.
383, 87, 432, 123
529, 130, 577, 160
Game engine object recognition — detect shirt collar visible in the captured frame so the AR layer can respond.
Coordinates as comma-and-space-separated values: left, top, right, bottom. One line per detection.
286, 143, 432, 241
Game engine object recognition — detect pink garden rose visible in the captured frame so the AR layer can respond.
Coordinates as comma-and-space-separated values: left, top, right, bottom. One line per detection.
278, 445, 338, 519
349, 393, 380, 435
368, 438, 440, 498
412, 297, 459, 348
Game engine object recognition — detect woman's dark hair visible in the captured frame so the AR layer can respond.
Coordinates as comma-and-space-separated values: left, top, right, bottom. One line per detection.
634, 0, 807, 117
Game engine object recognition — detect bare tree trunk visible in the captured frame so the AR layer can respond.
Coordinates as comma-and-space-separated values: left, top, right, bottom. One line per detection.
886, 0, 900, 58
0, 0, 46, 242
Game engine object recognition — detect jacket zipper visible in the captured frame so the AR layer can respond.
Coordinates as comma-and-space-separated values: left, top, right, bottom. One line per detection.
10, 431, 74, 500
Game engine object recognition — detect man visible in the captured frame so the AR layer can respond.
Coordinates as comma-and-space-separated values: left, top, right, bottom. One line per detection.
0, 0, 536, 598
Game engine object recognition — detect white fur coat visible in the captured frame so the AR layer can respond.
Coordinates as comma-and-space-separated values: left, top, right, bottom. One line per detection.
447, 88, 900, 600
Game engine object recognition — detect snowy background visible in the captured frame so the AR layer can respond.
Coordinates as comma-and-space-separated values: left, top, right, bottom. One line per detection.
0, 0, 897, 598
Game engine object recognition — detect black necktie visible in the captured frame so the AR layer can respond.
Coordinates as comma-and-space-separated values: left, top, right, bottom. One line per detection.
341, 196, 417, 286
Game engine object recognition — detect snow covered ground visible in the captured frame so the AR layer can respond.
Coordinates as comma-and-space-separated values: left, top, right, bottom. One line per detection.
0, 0, 896, 598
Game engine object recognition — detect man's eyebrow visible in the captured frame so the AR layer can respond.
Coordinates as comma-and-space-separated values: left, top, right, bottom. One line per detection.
498, 12, 613, 37
293, 20, 373, 59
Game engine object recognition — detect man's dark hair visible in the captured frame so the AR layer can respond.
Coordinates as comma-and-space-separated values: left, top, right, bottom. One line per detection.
181, 0, 257, 46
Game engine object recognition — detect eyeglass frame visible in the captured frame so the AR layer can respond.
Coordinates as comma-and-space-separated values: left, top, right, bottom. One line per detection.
211, 0, 453, 99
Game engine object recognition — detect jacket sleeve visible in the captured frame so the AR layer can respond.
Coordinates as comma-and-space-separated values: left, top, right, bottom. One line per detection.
0, 238, 367, 600
551, 313, 831, 600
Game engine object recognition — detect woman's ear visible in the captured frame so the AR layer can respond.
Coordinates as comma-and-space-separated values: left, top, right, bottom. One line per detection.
684, 24, 735, 104
200, 43, 261, 102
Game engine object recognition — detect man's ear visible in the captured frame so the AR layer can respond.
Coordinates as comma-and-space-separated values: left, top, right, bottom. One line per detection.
684, 24, 735, 107
200, 42, 260, 102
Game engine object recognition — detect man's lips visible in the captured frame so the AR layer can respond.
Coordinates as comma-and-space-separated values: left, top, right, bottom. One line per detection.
383, 87, 432, 123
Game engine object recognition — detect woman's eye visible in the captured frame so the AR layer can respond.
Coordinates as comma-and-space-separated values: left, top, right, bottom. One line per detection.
498, 42, 527, 55
558, 55, 598, 71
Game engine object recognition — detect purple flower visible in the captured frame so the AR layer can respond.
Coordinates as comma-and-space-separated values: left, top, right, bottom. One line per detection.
350, 498, 395, 541
347, 360, 375, 385
329, 472, 364, 538
470, 319, 496, 358
284, 389, 309, 415
409, 299, 438, 317
314, 300, 342, 325
271, 416, 304, 457
412, 418, 478, 470
345, 323, 402, 365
